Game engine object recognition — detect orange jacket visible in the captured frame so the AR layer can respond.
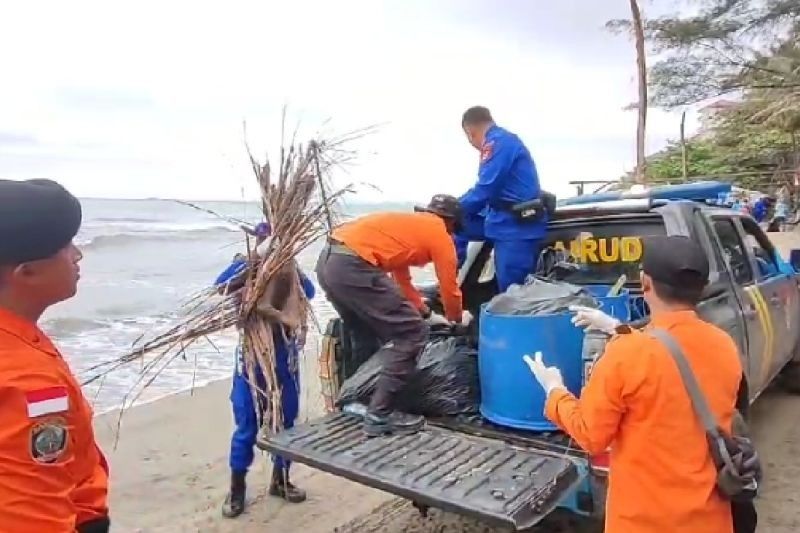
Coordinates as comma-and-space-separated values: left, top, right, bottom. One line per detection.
0, 308, 109, 533
332, 212, 463, 322
545, 310, 740, 533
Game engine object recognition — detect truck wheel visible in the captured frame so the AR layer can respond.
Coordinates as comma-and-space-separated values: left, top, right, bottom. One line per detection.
780, 362, 800, 395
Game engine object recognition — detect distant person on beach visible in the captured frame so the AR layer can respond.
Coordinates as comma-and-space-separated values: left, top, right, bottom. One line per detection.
315, 194, 467, 437
457, 106, 548, 291
216, 222, 316, 518
0, 179, 110, 532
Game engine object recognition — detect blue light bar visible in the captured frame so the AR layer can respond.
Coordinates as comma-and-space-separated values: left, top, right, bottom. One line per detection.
560, 181, 732, 206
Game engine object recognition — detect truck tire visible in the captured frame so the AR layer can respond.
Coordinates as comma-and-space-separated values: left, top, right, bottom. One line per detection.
780, 362, 800, 395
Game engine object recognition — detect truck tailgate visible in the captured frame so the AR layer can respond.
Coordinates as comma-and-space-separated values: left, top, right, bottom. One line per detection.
258, 413, 581, 530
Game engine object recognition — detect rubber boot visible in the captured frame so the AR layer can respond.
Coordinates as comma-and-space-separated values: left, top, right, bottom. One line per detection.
363, 411, 424, 437
221, 471, 247, 518
269, 465, 307, 503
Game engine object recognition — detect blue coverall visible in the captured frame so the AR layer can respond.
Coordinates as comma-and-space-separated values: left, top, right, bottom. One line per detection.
458, 125, 547, 291
752, 198, 768, 223
214, 261, 315, 475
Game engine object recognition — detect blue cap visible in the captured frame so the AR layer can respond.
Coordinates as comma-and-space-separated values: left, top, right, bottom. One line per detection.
254, 222, 271, 237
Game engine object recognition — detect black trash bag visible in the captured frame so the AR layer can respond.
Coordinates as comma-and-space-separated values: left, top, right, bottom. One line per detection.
336, 334, 480, 417
485, 277, 598, 316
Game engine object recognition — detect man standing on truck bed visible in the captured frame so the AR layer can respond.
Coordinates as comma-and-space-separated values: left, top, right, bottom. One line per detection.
0, 179, 110, 532
316, 195, 465, 437
458, 106, 548, 291
524, 236, 743, 533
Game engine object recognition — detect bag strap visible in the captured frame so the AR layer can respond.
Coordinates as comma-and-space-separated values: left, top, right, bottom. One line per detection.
650, 328, 721, 439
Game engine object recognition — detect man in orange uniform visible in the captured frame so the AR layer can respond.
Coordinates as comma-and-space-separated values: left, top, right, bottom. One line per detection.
0, 179, 110, 533
524, 236, 741, 533
316, 194, 465, 436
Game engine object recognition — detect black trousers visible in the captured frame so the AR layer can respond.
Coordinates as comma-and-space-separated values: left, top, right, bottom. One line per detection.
316, 248, 428, 415
77, 517, 110, 533
732, 501, 757, 533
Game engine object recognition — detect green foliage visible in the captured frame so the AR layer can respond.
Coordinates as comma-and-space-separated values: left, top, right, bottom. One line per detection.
608, 1, 800, 108
645, 111, 797, 188
609, 2, 800, 188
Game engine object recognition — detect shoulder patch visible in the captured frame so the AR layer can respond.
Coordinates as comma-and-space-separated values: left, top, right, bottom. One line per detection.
480, 141, 494, 163
30, 418, 68, 464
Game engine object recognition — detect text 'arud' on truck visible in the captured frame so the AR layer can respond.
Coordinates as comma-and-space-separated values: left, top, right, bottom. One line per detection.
258, 181, 800, 531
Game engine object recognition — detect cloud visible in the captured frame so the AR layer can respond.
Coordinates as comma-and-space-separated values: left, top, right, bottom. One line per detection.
55, 88, 157, 113
0, 0, 697, 202
0, 132, 40, 147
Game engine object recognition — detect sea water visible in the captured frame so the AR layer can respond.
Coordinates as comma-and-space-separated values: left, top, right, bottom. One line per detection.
44, 198, 420, 414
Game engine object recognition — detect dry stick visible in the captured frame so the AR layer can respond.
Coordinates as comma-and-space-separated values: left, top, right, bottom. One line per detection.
312, 141, 335, 232
92, 129, 371, 443
172, 199, 250, 227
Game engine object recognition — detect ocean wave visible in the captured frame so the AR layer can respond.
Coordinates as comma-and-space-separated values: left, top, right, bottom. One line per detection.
92, 216, 164, 223
78, 227, 239, 250
44, 316, 109, 336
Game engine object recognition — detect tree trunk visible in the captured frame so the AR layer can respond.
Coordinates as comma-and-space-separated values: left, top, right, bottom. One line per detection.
630, 0, 648, 185
680, 110, 688, 181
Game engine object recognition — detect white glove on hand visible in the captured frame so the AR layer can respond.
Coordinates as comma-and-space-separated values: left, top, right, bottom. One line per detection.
426, 312, 451, 327
523, 352, 565, 396
461, 310, 474, 326
569, 305, 620, 335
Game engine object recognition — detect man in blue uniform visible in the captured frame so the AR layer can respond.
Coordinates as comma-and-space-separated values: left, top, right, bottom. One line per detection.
216, 222, 316, 518
458, 106, 548, 291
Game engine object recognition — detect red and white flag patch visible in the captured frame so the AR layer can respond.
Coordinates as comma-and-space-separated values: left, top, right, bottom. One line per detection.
26, 387, 69, 418
480, 141, 494, 163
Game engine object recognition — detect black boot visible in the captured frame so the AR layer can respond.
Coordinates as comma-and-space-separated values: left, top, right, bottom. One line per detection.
363, 411, 424, 437
269, 466, 307, 503
222, 471, 247, 518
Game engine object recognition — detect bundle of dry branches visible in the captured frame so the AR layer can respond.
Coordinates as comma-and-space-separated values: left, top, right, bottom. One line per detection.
81, 125, 376, 436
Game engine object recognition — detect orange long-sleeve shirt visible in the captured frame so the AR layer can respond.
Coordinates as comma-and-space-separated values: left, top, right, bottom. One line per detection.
545, 310, 740, 533
332, 211, 463, 322
0, 308, 109, 532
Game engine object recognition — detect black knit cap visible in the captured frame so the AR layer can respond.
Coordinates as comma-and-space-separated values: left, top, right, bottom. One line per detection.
0, 179, 82, 265
642, 235, 709, 288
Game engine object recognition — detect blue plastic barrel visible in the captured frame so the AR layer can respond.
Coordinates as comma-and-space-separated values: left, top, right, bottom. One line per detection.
478, 285, 631, 431
583, 285, 631, 322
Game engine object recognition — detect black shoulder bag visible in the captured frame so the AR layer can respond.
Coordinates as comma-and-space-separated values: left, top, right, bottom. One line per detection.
651, 329, 761, 533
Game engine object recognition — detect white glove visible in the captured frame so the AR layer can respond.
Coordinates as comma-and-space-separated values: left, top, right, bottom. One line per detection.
569, 305, 620, 335
523, 352, 565, 396
460, 310, 474, 326
426, 312, 451, 327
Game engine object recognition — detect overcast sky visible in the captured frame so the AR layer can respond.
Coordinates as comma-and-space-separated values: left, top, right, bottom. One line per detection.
0, 0, 697, 202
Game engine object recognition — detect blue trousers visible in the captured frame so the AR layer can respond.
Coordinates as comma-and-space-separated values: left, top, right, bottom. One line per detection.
455, 213, 540, 291
455, 213, 488, 268
493, 239, 540, 291
229, 337, 299, 474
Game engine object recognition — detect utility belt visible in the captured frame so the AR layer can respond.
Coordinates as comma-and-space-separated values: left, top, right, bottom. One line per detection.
490, 191, 556, 223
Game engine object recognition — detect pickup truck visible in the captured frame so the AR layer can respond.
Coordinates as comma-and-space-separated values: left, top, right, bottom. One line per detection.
259, 183, 800, 530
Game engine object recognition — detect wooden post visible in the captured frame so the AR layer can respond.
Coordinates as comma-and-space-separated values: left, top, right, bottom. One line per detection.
630, 0, 648, 185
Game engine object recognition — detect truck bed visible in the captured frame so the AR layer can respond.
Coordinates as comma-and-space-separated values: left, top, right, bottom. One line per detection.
260, 413, 582, 530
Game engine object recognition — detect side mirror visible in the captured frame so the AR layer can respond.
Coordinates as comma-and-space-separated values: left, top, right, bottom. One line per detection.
790, 249, 800, 272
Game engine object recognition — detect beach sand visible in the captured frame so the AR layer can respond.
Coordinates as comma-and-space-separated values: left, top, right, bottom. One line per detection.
96, 379, 800, 533
95, 379, 393, 533
94, 231, 800, 532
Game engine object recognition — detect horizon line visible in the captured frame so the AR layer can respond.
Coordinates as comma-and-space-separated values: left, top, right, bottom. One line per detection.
78, 195, 417, 205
